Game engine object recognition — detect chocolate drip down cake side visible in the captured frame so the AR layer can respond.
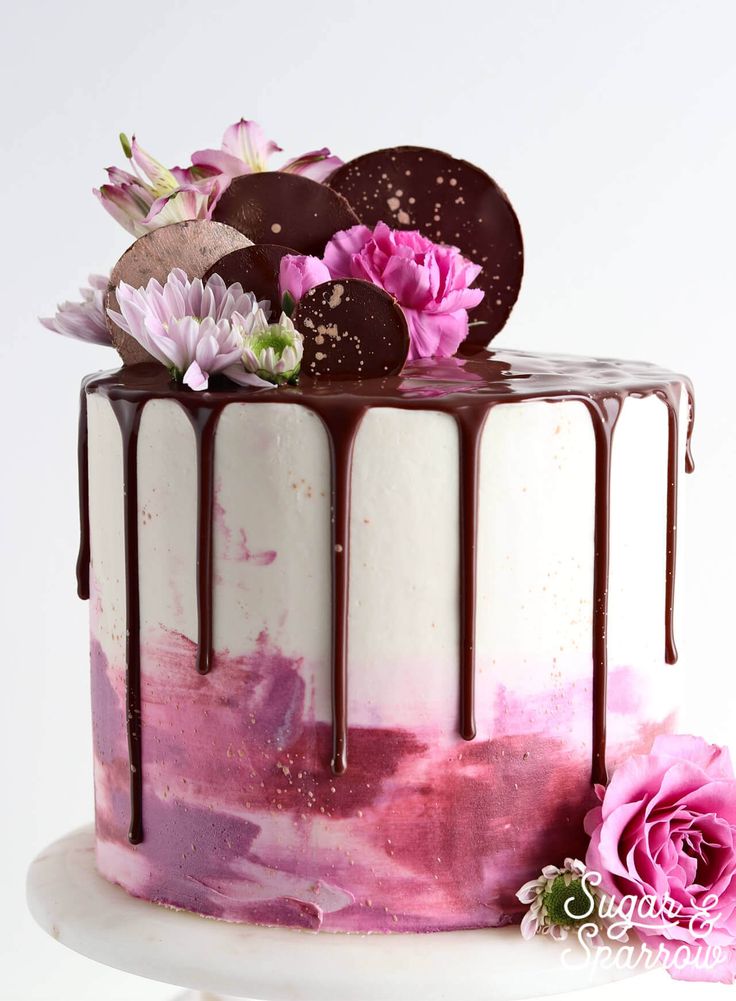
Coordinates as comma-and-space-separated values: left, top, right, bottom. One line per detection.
44, 122, 694, 934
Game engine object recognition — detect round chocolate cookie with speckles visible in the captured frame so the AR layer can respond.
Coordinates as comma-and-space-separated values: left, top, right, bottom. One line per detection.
203, 243, 297, 312
106, 220, 251, 365
294, 279, 409, 379
211, 173, 359, 256
328, 147, 523, 347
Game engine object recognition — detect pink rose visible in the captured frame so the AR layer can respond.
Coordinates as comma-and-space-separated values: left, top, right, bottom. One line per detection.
279, 254, 331, 305
585, 734, 736, 983
282, 222, 484, 361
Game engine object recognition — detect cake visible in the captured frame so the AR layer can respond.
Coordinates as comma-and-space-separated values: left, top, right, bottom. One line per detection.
45, 120, 695, 935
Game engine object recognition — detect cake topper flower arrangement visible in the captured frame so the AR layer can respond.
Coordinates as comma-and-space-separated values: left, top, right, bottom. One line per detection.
516, 734, 736, 984
41, 118, 524, 386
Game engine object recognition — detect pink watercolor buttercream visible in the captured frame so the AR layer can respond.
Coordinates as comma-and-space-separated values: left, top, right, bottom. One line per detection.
90, 619, 674, 933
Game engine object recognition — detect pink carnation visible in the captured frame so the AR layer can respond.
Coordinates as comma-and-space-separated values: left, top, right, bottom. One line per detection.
585, 734, 736, 983
282, 223, 484, 360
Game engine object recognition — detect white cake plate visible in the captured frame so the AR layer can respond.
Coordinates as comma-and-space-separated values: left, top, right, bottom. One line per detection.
27, 826, 646, 1001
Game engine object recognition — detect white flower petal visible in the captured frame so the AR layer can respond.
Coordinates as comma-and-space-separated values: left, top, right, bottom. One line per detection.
520, 909, 541, 940
517, 880, 544, 904
223, 364, 274, 389
182, 360, 208, 391
541, 865, 562, 880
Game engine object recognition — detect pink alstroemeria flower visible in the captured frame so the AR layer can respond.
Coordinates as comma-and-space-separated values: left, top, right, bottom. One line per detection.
192, 119, 343, 184
40, 275, 112, 346
281, 223, 484, 360
94, 134, 222, 237
96, 123, 341, 235
107, 269, 263, 391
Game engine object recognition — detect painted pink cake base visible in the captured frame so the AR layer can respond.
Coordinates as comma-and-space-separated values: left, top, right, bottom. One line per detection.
91, 615, 673, 933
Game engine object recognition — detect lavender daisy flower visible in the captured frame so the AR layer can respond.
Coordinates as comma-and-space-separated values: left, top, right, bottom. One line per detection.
516, 858, 597, 941
108, 268, 263, 391
40, 275, 111, 346
226, 310, 304, 388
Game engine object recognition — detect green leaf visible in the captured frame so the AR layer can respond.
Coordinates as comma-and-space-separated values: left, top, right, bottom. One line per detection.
281, 290, 296, 318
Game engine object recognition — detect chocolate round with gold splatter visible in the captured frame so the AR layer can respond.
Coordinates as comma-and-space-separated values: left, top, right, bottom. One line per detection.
106, 220, 251, 365
212, 173, 359, 256
293, 279, 409, 379
328, 146, 523, 347
203, 243, 297, 313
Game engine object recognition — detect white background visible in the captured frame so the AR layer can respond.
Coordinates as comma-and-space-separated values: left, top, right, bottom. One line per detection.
1, 0, 735, 998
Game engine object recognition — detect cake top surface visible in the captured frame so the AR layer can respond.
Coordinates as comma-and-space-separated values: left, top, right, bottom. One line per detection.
87, 346, 691, 409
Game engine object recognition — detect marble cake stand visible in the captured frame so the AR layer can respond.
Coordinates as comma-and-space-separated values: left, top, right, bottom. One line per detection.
27, 826, 645, 1001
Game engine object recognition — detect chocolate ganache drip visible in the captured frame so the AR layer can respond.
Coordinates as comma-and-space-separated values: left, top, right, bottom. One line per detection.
584, 396, 622, 786
108, 397, 145, 845
317, 402, 366, 774
184, 406, 222, 677
78, 349, 694, 843
76, 378, 92, 601
661, 383, 690, 666
456, 407, 490, 742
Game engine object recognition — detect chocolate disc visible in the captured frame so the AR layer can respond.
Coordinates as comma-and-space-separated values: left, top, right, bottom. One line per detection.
203, 243, 298, 313
211, 173, 359, 257
293, 279, 409, 379
328, 147, 523, 347
106, 220, 252, 365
